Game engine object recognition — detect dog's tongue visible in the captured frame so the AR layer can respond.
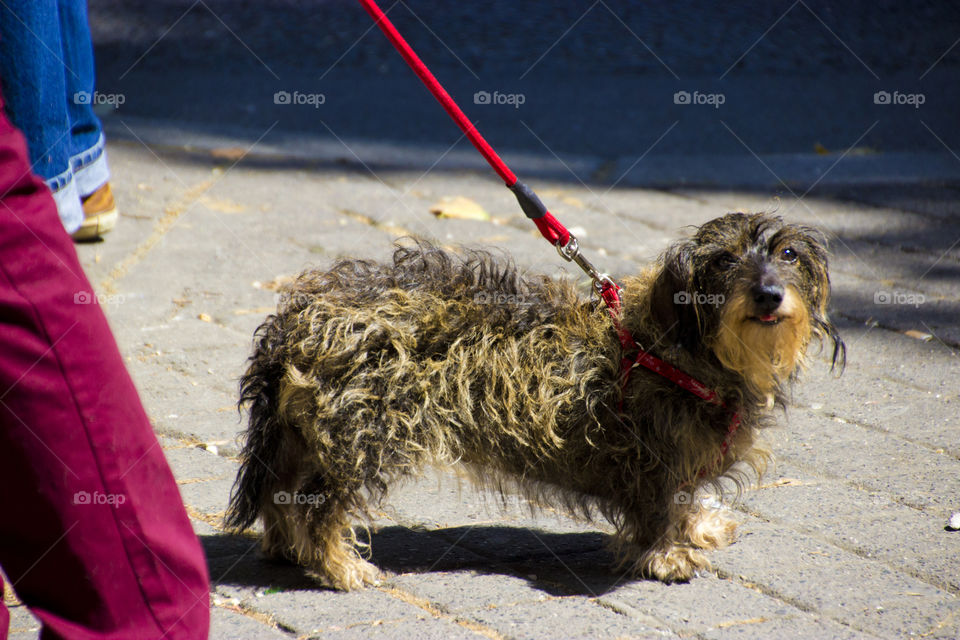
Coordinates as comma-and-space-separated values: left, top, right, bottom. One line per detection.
758, 314, 777, 323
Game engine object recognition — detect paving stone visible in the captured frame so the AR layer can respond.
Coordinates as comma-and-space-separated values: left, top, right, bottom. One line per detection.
467, 597, 674, 639
209, 605, 293, 639
388, 571, 551, 614
384, 471, 603, 534
178, 475, 234, 517
234, 588, 429, 636
794, 361, 958, 455
741, 474, 960, 592
711, 518, 955, 638
841, 595, 960, 640
5, 605, 40, 639
601, 573, 804, 635
366, 525, 495, 577
430, 524, 608, 569
163, 441, 238, 482
776, 409, 960, 517
316, 617, 484, 640
698, 613, 879, 639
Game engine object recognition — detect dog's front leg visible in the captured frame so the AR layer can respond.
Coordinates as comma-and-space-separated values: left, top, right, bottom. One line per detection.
614, 490, 714, 583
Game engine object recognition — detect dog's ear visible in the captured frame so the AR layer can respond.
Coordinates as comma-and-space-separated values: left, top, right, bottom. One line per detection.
649, 242, 701, 351
793, 225, 846, 373
812, 292, 846, 374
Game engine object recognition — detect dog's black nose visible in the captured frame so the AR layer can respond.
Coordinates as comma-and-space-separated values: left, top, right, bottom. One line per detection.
752, 283, 784, 314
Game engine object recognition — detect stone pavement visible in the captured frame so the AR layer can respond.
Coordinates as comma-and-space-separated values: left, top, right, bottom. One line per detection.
6, 135, 960, 638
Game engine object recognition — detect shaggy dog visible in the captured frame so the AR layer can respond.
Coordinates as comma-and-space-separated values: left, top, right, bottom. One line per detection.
226, 212, 844, 590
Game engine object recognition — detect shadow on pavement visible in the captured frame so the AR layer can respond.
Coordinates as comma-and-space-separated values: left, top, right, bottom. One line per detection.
202, 524, 636, 597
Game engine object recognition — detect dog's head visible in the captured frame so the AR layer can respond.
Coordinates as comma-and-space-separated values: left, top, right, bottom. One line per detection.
649, 212, 844, 395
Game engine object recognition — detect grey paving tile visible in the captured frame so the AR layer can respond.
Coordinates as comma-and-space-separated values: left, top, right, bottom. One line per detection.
209, 605, 292, 639
387, 571, 551, 614
466, 597, 674, 639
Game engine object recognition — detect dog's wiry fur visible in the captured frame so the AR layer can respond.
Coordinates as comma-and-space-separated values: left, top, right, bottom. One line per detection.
226, 212, 844, 590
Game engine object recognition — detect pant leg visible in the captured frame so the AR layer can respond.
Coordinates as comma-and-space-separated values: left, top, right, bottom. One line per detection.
0, 572, 8, 639
0, 0, 83, 230
0, 91, 210, 639
57, 0, 110, 196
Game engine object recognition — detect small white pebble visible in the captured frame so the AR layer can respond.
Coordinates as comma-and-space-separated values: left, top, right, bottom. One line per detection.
947, 512, 960, 531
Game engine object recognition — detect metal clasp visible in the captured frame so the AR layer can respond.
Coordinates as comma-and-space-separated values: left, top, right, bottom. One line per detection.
556, 236, 622, 297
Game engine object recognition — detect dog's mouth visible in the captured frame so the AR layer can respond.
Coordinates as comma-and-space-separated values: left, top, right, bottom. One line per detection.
749, 313, 783, 326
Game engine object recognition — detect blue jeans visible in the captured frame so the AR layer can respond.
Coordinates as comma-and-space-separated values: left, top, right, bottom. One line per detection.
0, 0, 110, 233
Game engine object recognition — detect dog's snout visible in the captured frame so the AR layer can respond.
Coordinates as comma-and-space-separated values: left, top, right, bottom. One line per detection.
752, 283, 784, 314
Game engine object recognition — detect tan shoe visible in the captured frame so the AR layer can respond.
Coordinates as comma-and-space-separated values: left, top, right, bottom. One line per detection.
72, 182, 118, 241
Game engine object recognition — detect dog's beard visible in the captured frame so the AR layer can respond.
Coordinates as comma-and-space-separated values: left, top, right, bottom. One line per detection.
711, 285, 811, 400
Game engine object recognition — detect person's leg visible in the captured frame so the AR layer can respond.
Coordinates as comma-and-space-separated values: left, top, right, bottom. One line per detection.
0, 94, 209, 639
58, 0, 118, 240
0, 0, 83, 232
58, 0, 110, 197
0, 573, 8, 639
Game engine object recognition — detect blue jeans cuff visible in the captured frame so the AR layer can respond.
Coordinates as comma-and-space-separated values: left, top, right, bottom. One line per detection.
71, 133, 110, 197
46, 174, 84, 233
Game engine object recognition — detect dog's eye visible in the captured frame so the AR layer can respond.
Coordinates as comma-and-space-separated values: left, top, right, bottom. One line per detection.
713, 252, 737, 268
780, 247, 798, 263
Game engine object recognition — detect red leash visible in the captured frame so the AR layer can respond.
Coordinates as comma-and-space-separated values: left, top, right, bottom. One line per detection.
357, 0, 618, 303
358, 0, 739, 466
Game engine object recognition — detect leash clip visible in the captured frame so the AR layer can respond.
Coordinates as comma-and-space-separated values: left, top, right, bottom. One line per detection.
557, 236, 621, 297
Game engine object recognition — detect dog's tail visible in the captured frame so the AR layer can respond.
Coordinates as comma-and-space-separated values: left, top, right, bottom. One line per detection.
225, 314, 288, 531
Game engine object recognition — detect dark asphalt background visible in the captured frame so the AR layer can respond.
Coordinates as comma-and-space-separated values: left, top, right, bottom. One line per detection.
89, 0, 960, 169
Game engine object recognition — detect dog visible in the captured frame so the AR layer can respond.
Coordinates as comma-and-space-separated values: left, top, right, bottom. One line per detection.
226, 212, 844, 590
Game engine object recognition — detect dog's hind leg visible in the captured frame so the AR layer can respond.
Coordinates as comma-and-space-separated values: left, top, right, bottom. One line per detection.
260, 476, 381, 591
308, 497, 381, 591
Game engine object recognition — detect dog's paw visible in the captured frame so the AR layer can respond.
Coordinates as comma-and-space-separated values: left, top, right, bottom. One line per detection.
315, 557, 382, 591
641, 545, 710, 583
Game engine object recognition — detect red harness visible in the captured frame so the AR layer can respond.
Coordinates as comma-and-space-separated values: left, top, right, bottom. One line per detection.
359, 0, 740, 468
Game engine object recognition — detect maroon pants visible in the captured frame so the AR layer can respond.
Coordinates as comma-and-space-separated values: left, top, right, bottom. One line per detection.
0, 101, 210, 636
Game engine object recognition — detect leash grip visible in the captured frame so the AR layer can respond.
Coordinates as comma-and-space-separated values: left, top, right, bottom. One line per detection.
509, 180, 547, 219
509, 180, 570, 246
